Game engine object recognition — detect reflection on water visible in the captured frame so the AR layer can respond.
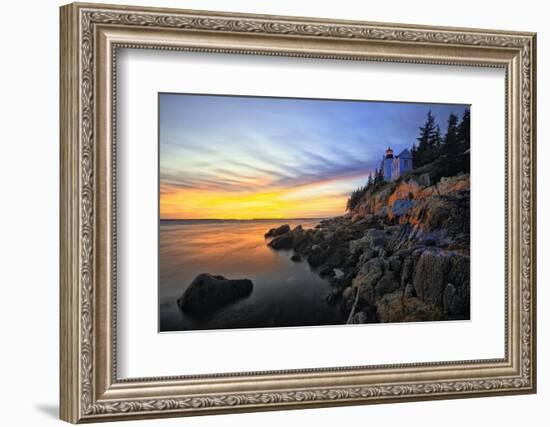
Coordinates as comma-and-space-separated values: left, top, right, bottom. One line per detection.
159, 219, 345, 331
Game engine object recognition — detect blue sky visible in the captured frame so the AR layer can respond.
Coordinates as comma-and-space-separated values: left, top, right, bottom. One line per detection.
159, 93, 469, 219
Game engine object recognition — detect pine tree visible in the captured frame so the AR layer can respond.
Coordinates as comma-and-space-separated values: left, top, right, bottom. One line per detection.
433, 124, 442, 151
367, 173, 373, 186
457, 108, 470, 150
442, 112, 460, 158
373, 167, 384, 184
411, 143, 418, 166
415, 110, 438, 167
456, 108, 471, 172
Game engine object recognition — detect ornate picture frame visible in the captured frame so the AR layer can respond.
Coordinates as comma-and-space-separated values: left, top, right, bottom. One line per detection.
60, 2, 536, 423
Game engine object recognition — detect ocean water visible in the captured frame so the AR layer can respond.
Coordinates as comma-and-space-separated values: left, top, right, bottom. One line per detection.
159, 219, 345, 331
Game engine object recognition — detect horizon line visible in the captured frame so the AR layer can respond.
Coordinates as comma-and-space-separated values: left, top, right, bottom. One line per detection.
160, 216, 336, 221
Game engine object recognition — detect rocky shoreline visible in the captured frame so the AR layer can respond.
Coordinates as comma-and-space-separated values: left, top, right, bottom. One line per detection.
265, 173, 471, 324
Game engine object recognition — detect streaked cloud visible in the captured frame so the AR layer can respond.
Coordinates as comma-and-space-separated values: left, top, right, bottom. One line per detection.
160, 94, 468, 219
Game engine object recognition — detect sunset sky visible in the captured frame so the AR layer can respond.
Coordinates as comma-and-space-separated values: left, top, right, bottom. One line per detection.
159, 94, 468, 220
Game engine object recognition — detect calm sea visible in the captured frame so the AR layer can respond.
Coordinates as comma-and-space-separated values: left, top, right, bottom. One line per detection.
159, 219, 345, 331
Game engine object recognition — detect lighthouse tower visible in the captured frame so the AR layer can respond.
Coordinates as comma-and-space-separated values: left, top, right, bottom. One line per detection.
382, 147, 394, 181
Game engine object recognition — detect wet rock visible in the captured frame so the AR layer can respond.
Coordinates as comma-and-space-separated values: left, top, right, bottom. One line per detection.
178, 273, 253, 316
268, 232, 294, 250
290, 253, 302, 262
334, 268, 345, 279
292, 227, 311, 252
307, 245, 326, 267
351, 311, 369, 324
319, 265, 335, 278
312, 230, 325, 244
324, 246, 349, 268
325, 288, 342, 305
351, 305, 378, 324
344, 250, 361, 268
265, 224, 290, 238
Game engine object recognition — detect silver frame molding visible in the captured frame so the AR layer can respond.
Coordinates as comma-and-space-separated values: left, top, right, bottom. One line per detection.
60, 2, 537, 423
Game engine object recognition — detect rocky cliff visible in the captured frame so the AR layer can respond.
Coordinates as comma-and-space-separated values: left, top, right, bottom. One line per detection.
266, 172, 470, 324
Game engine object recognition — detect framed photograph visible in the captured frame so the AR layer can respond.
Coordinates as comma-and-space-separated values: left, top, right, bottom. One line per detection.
60, 2, 537, 423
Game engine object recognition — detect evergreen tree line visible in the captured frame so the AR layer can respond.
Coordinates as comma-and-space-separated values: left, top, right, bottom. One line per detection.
346, 168, 385, 211
346, 108, 470, 211
412, 109, 470, 170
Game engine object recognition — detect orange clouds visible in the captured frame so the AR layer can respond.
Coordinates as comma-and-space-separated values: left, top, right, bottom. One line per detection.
160, 183, 348, 220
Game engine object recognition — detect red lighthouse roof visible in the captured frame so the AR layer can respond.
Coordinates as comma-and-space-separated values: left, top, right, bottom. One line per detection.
385, 147, 394, 158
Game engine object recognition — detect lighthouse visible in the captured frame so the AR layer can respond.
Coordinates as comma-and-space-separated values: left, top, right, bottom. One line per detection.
380, 146, 413, 181
382, 147, 394, 181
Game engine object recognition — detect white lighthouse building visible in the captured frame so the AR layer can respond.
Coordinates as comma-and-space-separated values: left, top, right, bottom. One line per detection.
381, 147, 413, 181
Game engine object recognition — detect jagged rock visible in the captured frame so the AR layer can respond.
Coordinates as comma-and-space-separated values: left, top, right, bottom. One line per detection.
312, 230, 325, 244
401, 257, 414, 286
352, 258, 384, 305
344, 251, 361, 268
338, 267, 358, 288
351, 173, 470, 244
325, 288, 342, 305
351, 311, 369, 324
413, 249, 469, 307
388, 255, 402, 274
413, 249, 450, 306
268, 232, 294, 249
447, 254, 470, 290
292, 227, 311, 252
404, 283, 416, 298
265, 224, 290, 237
351, 305, 378, 323
443, 282, 469, 318
262, 169, 470, 324
307, 245, 326, 267
376, 290, 442, 323
391, 199, 414, 217
351, 213, 364, 223
178, 273, 253, 316
374, 271, 401, 300
324, 246, 349, 268
418, 233, 438, 247
319, 265, 335, 277
349, 229, 391, 254
341, 286, 358, 312
290, 253, 302, 262
334, 268, 345, 279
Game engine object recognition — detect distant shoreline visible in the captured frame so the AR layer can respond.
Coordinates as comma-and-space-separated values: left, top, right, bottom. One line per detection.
160, 217, 331, 223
